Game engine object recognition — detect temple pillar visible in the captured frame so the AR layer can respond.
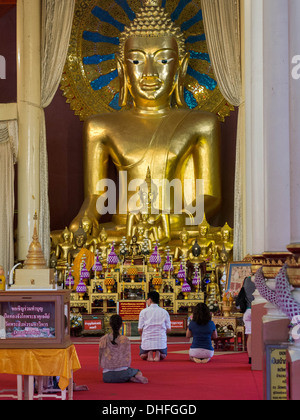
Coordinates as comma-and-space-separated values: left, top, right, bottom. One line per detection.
17, 0, 41, 260
244, 0, 291, 376
244, 0, 291, 255
286, 0, 300, 400
262, 0, 290, 253
244, 0, 265, 256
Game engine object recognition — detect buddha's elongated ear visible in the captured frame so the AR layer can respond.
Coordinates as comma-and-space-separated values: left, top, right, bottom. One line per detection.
116, 53, 129, 107
175, 52, 189, 107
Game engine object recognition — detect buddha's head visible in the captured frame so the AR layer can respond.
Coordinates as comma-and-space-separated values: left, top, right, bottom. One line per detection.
180, 228, 189, 244
99, 227, 108, 243
81, 216, 93, 235
198, 214, 210, 237
221, 222, 232, 241
220, 246, 228, 263
74, 225, 87, 248
62, 226, 71, 242
117, 0, 189, 109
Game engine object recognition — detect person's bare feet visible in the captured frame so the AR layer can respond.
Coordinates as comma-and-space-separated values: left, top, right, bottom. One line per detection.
191, 357, 209, 364
147, 351, 154, 361
154, 351, 161, 362
130, 371, 148, 384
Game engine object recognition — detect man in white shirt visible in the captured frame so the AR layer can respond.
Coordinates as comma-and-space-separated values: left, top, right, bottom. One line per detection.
138, 291, 171, 362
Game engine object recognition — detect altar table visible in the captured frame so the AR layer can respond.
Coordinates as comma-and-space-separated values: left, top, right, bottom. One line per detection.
0, 345, 81, 400
212, 316, 238, 351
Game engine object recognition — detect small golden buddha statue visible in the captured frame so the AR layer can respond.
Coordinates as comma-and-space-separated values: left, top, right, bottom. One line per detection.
56, 226, 73, 264
194, 214, 215, 260
135, 224, 152, 251
126, 168, 170, 245
81, 215, 98, 252
216, 222, 233, 261
96, 227, 110, 261
69, 0, 221, 241
68, 224, 87, 265
174, 228, 192, 262
129, 235, 141, 257
206, 270, 221, 304
55, 226, 74, 280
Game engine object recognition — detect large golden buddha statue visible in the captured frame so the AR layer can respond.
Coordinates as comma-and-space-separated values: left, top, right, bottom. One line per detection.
70, 0, 221, 241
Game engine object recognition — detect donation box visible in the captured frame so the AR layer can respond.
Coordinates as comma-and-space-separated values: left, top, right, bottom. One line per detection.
0, 291, 72, 349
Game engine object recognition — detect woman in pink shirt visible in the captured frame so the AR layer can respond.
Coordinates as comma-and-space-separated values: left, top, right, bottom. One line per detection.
99, 314, 148, 383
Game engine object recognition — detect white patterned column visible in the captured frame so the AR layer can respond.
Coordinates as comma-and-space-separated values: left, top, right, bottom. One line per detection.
17, 0, 41, 260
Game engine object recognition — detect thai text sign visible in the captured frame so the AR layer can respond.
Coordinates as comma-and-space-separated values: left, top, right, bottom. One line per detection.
265, 344, 288, 400
1, 301, 55, 339
83, 319, 102, 331
171, 320, 185, 329
119, 301, 146, 320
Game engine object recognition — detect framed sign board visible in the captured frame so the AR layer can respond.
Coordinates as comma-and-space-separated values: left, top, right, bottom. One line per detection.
265, 344, 289, 400
0, 291, 71, 348
82, 314, 104, 335
118, 301, 146, 321
225, 262, 252, 293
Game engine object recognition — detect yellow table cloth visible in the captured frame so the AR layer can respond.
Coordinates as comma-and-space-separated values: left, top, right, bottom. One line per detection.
0, 345, 81, 390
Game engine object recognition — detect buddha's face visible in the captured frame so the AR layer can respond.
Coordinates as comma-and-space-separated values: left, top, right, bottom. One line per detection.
63, 232, 71, 242
222, 229, 230, 241
100, 233, 107, 243
75, 234, 85, 247
82, 219, 92, 234
124, 35, 180, 108
199, 226, 208, 237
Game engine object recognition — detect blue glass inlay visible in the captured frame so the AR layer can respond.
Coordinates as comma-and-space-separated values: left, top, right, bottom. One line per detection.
83, 54, 115, 65
161, 0, 167, 8
184, 88, 197, 109
114, 0, 135, 21
171, 0, 193, 21
83, 31, 119, 45
90, 69, 118, 91
185, 34, 206, 44
181, 9, 202, 32
187, 67, 217, 91
109, 93, 121, 110
92, 6, 125, 32
189, 51, 210, 63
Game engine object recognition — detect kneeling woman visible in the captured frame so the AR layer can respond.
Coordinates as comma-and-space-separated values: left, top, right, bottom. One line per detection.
186, 303, 217, 363
99, 314, 148, 383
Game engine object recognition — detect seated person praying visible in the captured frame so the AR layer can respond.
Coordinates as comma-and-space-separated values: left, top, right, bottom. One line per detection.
186, 303, 217, 364
138, 291, 171, 362
99, 314, 148, 383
